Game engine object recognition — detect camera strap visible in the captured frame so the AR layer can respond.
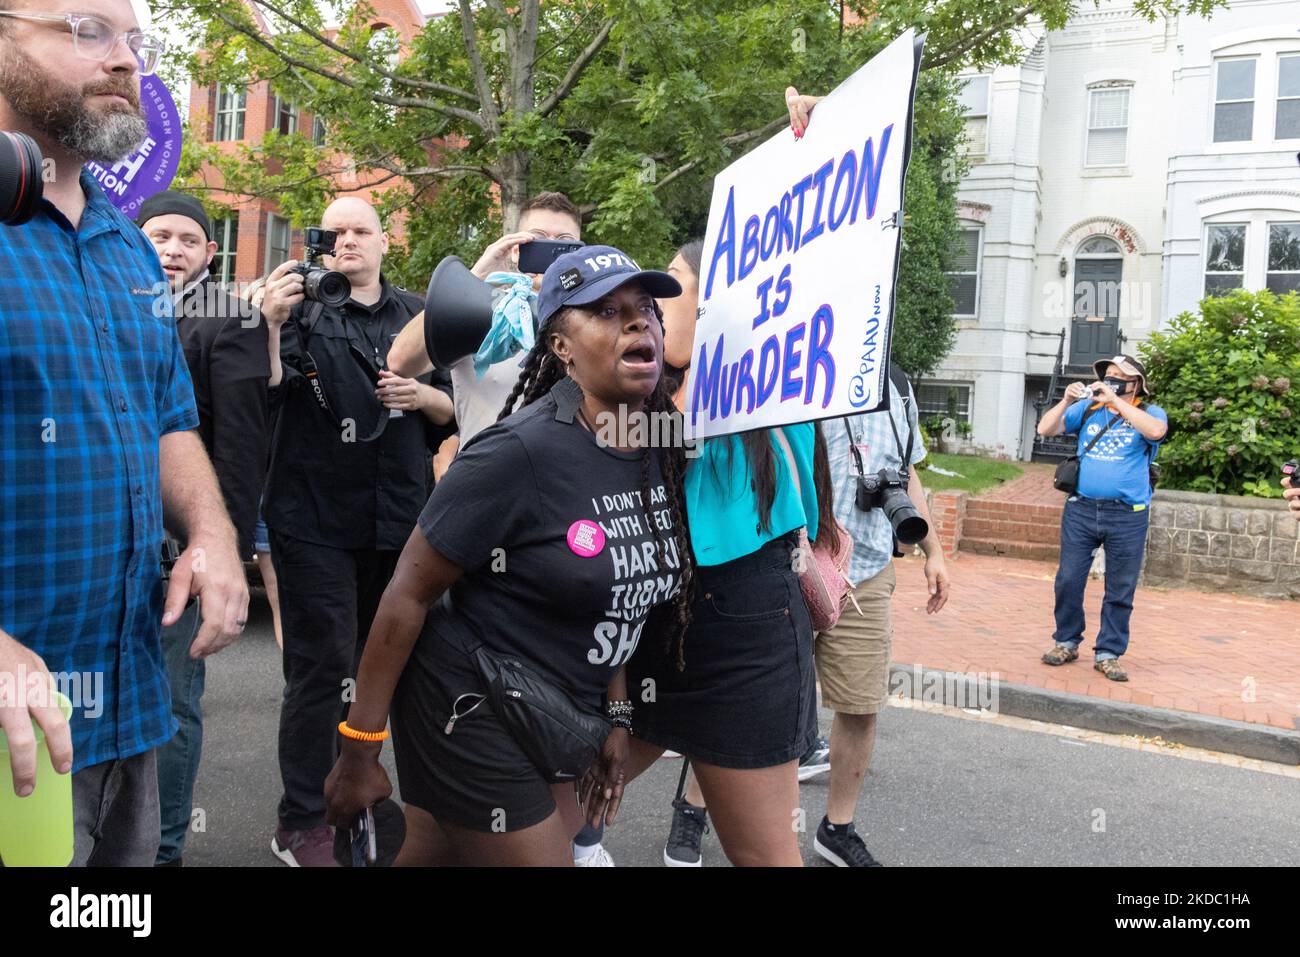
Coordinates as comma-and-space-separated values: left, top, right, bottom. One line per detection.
844, 379, 914, 558
845, 419, 868, 478
293, 302, 391, 444
885, 400, 913, 465
844, 369, 914, 474
1081, 408, 1123, 458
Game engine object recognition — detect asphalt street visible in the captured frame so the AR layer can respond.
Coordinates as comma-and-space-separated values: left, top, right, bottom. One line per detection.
182, 594, 1300, 867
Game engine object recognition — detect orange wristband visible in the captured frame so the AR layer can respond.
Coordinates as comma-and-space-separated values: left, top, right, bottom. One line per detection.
338, 721, 388, 742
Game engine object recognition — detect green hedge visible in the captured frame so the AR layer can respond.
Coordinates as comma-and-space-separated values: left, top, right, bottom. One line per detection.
1140, 289, 1300, 498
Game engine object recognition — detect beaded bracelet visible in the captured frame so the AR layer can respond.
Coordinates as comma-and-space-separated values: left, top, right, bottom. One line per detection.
610, 715, 633, 732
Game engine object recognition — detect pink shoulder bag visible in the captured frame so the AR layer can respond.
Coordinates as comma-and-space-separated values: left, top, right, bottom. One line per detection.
771, 428, 861, 632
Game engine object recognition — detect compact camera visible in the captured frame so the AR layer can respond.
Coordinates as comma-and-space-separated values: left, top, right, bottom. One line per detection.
855, 467, 928, 545
293, 227, 352, 308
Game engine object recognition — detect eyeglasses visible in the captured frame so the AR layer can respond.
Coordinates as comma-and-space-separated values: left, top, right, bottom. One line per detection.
0, 12, 165, 76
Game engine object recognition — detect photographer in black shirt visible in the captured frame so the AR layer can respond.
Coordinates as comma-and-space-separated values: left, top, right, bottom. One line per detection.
258, 197, 454, 867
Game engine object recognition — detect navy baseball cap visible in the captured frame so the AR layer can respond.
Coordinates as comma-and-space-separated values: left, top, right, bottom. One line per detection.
537, 244, 681, 325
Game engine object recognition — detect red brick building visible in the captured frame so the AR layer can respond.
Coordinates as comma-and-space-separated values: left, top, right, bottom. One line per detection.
186, 0, 430, 287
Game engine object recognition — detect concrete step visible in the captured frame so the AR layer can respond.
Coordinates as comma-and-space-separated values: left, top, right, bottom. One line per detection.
960, 537, 1061, 562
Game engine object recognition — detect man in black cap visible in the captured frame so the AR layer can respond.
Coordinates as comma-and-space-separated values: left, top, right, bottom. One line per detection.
137, 190, 271, 865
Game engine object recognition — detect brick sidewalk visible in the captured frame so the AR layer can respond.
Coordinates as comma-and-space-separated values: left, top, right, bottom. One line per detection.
969, 461, 1060, 505
889, 551, 1300, 732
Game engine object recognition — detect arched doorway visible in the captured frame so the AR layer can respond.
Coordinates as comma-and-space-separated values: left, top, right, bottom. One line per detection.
1069, 235, 1123, 370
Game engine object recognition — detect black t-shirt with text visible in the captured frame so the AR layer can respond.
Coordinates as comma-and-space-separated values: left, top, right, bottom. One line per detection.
418, 377, 683, 705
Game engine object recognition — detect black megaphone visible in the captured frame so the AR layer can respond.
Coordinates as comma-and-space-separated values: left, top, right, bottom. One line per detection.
422, 255, 540, 371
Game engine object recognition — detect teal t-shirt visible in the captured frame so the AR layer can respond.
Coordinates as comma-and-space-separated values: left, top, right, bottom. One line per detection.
685, 423, 820, 566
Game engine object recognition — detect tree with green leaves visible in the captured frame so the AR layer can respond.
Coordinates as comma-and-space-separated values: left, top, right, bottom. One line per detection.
156, 0, 1226, 375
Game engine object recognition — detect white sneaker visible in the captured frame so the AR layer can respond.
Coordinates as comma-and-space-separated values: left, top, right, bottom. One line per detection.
573, 842, 616, 867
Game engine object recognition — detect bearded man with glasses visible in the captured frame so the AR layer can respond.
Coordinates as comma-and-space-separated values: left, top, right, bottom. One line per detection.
0, 1, 248, 867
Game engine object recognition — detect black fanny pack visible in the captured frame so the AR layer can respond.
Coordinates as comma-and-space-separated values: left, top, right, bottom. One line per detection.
1054, 410, 1122, 495
470, 645, 611, 784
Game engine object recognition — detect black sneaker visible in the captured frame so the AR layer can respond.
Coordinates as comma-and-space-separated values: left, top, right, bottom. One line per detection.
798, 735, 831, 782
814, 818, 882, 867
663, 799, 708, 867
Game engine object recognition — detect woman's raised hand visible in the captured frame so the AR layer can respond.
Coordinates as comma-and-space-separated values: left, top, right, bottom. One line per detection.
786, 86, 823, 139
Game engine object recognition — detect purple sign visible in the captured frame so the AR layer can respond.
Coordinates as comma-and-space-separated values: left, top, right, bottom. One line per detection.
84, 74, 182, 218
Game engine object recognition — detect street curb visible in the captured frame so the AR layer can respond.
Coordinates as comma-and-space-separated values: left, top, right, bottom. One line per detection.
887, 663, 1300, 766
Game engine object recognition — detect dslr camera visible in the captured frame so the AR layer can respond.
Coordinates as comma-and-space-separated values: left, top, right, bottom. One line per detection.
293, 227, 352, 308
855, 466, 929, 545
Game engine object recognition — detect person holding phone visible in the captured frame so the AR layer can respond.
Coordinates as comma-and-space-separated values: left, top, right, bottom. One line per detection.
388, 192, 584, 457
324, 247, 694, 866
1036, 356, 1168, 682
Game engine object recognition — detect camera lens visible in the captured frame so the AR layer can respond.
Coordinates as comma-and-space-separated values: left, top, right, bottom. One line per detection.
0, 131, 44, 226
317, 271, 351, 307
315, 269, 351, 306
881, 486, 928, 545
304, 267, 352, 308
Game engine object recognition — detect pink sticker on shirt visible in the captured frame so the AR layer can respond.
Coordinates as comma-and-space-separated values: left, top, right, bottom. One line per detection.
567, 520, 605, 557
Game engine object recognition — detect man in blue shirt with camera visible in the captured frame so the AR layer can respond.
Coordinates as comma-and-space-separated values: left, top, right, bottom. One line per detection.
1036, 355, 1168, 682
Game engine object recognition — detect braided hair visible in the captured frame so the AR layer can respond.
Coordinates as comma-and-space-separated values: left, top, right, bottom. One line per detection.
498, 301, 697, 670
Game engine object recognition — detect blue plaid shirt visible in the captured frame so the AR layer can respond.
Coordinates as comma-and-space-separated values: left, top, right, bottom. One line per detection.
825, 379, 926, 585
0, 170, 199, 772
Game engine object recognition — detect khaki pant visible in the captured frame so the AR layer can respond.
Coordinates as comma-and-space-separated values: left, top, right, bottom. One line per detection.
814, 563, 896, 715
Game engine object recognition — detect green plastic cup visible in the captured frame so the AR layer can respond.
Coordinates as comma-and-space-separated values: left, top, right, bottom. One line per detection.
0, 690, 74, 866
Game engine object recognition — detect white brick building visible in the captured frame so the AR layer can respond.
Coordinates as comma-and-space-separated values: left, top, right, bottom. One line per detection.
926, 0, 1300, 460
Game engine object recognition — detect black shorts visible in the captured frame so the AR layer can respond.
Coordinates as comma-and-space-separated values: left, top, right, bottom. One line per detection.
627, 534, 817, 769
391, 628, 565, 834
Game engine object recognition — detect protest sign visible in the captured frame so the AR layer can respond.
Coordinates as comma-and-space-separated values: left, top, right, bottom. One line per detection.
685, 29, 924, 440
84, 74, 181, 219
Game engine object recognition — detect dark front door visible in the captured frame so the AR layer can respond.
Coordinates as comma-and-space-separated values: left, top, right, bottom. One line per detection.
1069, 257, 1122, 370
